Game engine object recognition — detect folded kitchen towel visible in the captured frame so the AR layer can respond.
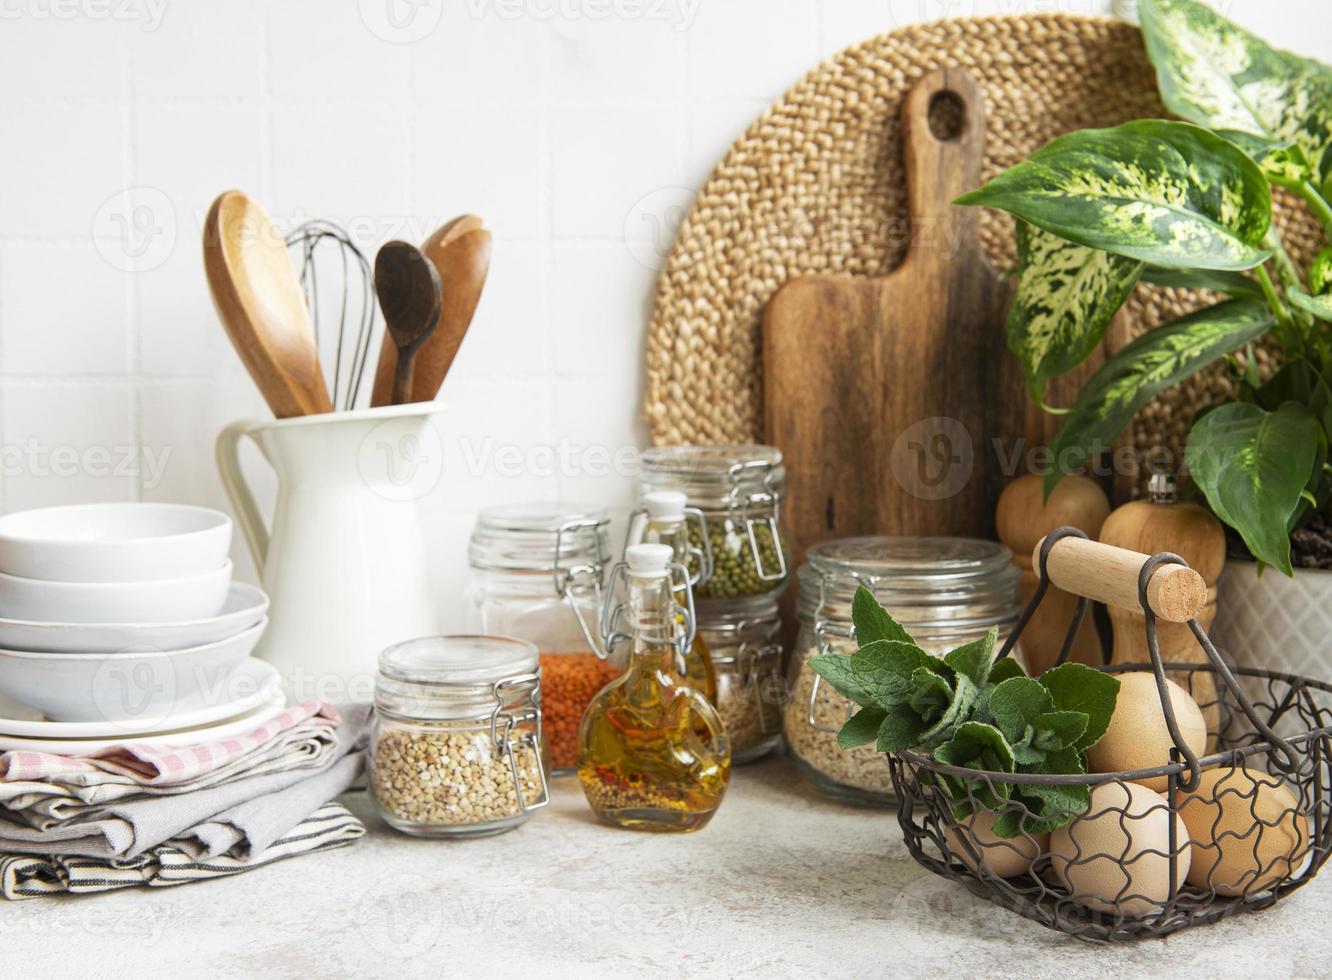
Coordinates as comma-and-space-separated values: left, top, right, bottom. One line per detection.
0, 800, 365, 900
0, 704, 371, 859
0, 700, 341, 821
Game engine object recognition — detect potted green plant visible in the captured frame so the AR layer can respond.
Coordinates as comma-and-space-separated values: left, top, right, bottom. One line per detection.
957, 0, 1332, 673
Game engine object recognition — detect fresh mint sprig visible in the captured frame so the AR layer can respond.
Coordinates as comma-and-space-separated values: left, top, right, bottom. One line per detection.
807, 587, 1120, 838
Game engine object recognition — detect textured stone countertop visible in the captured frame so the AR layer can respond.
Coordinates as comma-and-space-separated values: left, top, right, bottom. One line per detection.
7, 755, 1331, 978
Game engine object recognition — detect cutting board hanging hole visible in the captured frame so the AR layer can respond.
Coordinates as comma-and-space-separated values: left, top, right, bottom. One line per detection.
927, 90, 966, 142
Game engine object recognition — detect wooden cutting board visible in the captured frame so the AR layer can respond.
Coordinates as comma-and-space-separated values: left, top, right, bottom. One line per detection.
763, 67, 1106, 569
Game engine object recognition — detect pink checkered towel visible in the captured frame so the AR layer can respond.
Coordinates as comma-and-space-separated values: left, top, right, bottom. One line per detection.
0, 701, 342, 824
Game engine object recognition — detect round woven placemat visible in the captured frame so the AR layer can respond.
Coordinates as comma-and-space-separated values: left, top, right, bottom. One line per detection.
644, 14, 1322, 488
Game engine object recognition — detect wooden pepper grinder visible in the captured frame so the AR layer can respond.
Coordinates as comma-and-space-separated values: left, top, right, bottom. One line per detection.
1098, 473, 1226, 664
996, 474, 1111, 674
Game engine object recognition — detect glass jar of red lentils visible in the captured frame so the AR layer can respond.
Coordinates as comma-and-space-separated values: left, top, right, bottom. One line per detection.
467, 504, 616, 775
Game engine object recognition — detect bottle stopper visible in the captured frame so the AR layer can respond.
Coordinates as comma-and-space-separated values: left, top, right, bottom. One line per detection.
644, 490, 687, 523
626, 543, 673, 578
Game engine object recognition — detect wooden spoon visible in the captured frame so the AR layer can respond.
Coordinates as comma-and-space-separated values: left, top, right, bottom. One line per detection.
370, 221, 492, 406
202, 190, 332, 417
425, 214, 483, 253
374, 240, 442, 405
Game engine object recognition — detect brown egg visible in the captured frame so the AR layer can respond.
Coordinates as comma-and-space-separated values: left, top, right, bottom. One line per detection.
1088, 672, 1207, 791
944, 809, 1049, 878
1177, 766, 1309, 897
1050, 781, 1191, 917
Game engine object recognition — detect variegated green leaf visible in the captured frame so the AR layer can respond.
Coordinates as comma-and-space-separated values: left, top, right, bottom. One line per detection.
1141, 265, 1264, 301
1290, 288, 1332, 321
1310, 247, 1332, 295
1140, 0, 1332, 189
1216, 129, 1313, 187
956, 120, 1271, 271
1045, 299, 1273, 497
1185, 402, 1320, 575
1008, 224, 1143, 403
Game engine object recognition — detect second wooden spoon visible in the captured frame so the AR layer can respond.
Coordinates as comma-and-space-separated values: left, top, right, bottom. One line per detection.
370, 217, 492, 406
374, 241, 441, 405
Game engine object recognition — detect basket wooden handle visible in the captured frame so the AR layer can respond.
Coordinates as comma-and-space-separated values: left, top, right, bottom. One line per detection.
1032, 535, 1207, 623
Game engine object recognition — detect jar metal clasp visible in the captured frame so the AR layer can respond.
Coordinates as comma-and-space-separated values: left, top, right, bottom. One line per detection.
726, 460, 787, 583
490, 673, 550, 815
553, 516, 611, 656
734, 624, 782, 736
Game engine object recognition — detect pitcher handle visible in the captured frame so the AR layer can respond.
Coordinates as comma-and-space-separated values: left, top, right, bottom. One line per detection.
215, 420, 269, 575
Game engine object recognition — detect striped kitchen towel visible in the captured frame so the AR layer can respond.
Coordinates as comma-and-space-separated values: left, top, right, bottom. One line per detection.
0, 702, 344, 826
0, 711, 370, 859
0, 801, 364, 899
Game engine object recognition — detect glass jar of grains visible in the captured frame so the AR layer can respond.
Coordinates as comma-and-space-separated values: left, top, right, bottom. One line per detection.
783, 537, 1021, 805
369, 636, 549, 837
638, 445, 788, 600
467, 503, 616, 775
695, 597, 785, 764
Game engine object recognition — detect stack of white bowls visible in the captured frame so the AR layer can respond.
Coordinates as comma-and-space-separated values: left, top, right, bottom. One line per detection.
0, 503, 275, 740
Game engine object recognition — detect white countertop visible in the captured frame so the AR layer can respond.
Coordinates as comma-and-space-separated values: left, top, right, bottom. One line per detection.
7, 755, 1331, 979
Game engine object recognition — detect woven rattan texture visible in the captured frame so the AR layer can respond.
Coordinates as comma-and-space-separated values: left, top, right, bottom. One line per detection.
644, 14, 1322, 485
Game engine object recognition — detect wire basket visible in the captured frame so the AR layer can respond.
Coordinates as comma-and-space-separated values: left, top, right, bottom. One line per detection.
891, 528, 1332, 942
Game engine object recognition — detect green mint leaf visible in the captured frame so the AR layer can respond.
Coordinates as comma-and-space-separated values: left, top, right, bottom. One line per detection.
991, 809, 1025, 839
836, 705, 887, 749
877, 704, 929, 753
943, 627, 999, 687
810, 640, 950, 712
807, 654, 877, 707
851, 586, 913, 646
1039, 664, 1121, 748
987, 677, 1055, 745
934, 722, 1017, 808
1010, 737, 1046, 767
988, 656, 1027, 685
854, 639, 950, 709
908, 667, 953, 721
916, 674, 980, 749
1033, 710, 1089, 751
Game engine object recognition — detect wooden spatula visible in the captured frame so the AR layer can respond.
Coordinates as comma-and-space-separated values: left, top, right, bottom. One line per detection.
375, 241, 442, 405
764, 68, 1029, 566
203, 190, 332, 418
371, 218, 492, 406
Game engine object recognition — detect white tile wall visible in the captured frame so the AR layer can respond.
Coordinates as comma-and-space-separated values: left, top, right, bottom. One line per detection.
0, 0, 1327, 620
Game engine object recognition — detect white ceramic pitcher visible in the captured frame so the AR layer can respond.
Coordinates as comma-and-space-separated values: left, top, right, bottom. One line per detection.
216, 403, 445, 695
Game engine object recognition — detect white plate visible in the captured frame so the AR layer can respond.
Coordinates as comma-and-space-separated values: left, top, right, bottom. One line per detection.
0, 560, 232, 624
0, 502, 232, 583
0, 582, 268, 654
0, 657, 283, 739
0, 692, 290, 755
0, 620, 268, 723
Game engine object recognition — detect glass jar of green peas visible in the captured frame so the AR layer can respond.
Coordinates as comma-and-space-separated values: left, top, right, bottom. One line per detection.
638, 445, 789, 601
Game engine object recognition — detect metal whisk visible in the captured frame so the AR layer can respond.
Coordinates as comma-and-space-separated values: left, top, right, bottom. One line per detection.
285, 220, 376, 411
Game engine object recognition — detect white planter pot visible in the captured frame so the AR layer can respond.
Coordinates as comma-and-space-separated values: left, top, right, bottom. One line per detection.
1212, 561, 1332, 679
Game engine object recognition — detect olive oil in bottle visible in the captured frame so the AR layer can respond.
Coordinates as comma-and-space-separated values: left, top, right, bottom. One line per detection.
577, 544, 731, 832
634, 490, 718, 702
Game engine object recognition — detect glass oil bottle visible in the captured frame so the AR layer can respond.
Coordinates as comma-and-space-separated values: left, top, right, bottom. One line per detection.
577, 544, 731, 832
629, 490, 718, 702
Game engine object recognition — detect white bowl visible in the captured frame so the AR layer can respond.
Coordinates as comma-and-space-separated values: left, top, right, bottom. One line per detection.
0, 561, 232, 625
0, 503, 232, 583
0, 619, 267, 724
0, 582, 268, 654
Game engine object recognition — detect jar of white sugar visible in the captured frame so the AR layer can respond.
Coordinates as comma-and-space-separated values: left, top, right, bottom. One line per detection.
783, 537, 1020, 806
369, 635, 550, 837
